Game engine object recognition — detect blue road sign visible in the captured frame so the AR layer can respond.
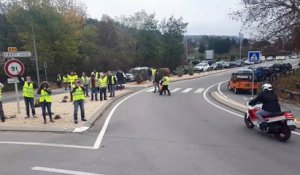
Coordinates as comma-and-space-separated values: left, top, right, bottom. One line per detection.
248, 51, 260, 62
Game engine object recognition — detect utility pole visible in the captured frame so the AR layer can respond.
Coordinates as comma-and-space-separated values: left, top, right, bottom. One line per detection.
239, 32, 243, 61
185, 30, 188, 62
32, 24, 40, 87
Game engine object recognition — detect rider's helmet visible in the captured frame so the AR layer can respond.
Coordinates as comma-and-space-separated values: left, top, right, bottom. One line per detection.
262, 83, 272, 91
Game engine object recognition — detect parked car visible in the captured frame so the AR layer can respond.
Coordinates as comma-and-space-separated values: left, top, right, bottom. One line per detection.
194, 63, 211, 72
126, 67, 149, 82
269, 63, 292, 74
222, 61, 231, 69
211, 62, 223, 70
244, 60, 254, 65
234, 60, 244, 67
266, 56, 274, 61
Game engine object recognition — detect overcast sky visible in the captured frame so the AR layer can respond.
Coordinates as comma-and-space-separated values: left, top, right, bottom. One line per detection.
83, 0, 242, 36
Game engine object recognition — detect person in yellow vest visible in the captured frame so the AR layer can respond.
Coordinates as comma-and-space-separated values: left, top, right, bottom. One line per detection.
56, 73, 62, 88
68, 72, 77, 102
18, 75, 37, 118
108, 71, 117, 97
159, 73, 171, 96
81, 72, 90, 97
0, 82, 5, 122
151, 68, 156, 81
71, 79, 87, 124
98, 73, 108, 101
37, 82, 54, 124
63, 74, 68, 91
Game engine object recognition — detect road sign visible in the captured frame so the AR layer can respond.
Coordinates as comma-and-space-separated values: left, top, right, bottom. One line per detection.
248, 51, 260, 62
4, 59, 25, 77
3, 51, 32, 58
7, 47, 17, 52
7, 78, 20, 84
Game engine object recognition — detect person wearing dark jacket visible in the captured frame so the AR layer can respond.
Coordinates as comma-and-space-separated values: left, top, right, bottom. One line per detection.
37, 82, 54, 124
249, 83, 281, 129
153, 71, 161, 93
18, 74, 38, 118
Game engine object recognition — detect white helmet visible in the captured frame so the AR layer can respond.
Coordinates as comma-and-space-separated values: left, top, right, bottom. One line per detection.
262, 83, 272, 91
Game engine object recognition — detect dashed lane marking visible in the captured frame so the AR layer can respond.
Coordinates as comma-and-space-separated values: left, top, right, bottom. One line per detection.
170, 88, 181, 93
195, 88, 205, 94
182, 88, 193, 93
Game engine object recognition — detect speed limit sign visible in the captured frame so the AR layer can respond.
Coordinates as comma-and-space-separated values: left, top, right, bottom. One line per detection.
4, 59, 25, 77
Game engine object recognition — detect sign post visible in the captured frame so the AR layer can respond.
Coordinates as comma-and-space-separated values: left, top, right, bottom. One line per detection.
4, 59, 26, 114
248, 51, 261, 97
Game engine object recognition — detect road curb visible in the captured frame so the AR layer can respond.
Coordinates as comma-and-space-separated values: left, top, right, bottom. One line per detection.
211, 91, 300, 129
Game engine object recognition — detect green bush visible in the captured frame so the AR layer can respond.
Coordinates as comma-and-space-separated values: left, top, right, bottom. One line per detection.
175, 66, 184, 77
188, 65, 194, 75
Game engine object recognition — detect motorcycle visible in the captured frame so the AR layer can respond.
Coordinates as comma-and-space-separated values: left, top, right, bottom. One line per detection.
244, 103, 296, 142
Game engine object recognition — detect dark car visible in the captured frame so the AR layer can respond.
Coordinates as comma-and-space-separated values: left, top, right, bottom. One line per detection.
269, 63, 292, 74
211, 62, 223, 70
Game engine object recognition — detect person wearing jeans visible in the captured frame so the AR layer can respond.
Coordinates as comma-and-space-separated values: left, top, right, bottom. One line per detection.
37, 82, 54, 124
98, 73, 108, 101
18, 75, 37, 118
108, 72, 117, 97
0, 82, 5, 122
90, 73, 98, 101
72, 80, 87, 124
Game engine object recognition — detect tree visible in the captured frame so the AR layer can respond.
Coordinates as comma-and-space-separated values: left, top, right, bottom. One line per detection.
198, 42, 206, 53
233, 0, 300, 40
160, 16, 188, 70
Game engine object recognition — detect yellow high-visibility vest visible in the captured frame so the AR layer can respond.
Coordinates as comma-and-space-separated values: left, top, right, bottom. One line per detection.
0, 89, 2, 101
162, 76, 170, 86
23, 82, 34, 98
72, 87, 85, 101
39, 89, 52, 102
99, 76, 108, 88
63, 76, 68, 83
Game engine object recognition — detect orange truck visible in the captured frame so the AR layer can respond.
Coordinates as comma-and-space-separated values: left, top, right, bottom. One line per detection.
228, 69, 258, 94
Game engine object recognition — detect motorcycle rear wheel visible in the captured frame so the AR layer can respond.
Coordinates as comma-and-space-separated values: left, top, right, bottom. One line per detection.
244, 113, 254, 129
275, 124, 291, 142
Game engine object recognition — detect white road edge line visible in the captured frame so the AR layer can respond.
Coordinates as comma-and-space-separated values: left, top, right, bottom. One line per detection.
203, 81, 300, 136
0, 141, 95, 149
93, 89, 146, 149
32, 166, 103, 175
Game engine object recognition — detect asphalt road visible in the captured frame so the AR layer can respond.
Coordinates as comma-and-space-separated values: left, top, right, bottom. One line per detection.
0, 60, 300, 175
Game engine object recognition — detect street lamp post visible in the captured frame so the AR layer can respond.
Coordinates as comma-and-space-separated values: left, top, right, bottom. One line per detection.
32, 24, 40, 87
239, 32, 243, 61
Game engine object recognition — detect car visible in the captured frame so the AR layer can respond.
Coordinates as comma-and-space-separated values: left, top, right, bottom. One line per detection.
211, 62, 223, 70
234, 60, 244, 67
275, 56, 286, 60
222, 61, 231, 68
266, 56, 274, 61
194, 63, 211, 72
269, 63, 291, 74
244, 60, 254, 65
125, 67, 150, 82
228, 69, 258, 94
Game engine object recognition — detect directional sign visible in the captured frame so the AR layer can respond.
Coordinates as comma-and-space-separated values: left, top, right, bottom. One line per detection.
3, 51, 32, 58
248, 51, 260, 62
7, 78, 20, 84
4, 59, 25, 77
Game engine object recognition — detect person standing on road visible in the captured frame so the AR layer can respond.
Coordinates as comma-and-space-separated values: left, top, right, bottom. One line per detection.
249, 83, 281, 130
159, 73, 171, 96
98, 73, 108, 101
108, 72, 117, 97
81, 72, 90, 97
68, 72, 77, 102
37, 82, 54, 124
116, 70, 124, 90
18, 74, 37, 118
0, 82, 6, 122
153, 71, 161, 93
56, 73, 62, 88
71, 79, 87, 124
63, 74, 68, 91
90, 72, 98, 101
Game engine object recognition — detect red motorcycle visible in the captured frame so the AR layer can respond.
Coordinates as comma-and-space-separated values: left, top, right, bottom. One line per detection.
244, 103, 296, 142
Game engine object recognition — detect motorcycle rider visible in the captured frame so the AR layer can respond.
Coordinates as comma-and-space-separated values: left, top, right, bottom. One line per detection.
249, 83, 281, 129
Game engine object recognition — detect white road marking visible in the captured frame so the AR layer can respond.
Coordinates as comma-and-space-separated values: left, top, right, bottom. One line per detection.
93, 89, 146, 149
182, 88, 193, 93
204, 81, 300, 136
170, 88, 181, 93
73, 126, 89, 133
0, 141, 94, 149
147, 88, 155, 92
194, 88, 204, 94
32, 167, 103, 175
